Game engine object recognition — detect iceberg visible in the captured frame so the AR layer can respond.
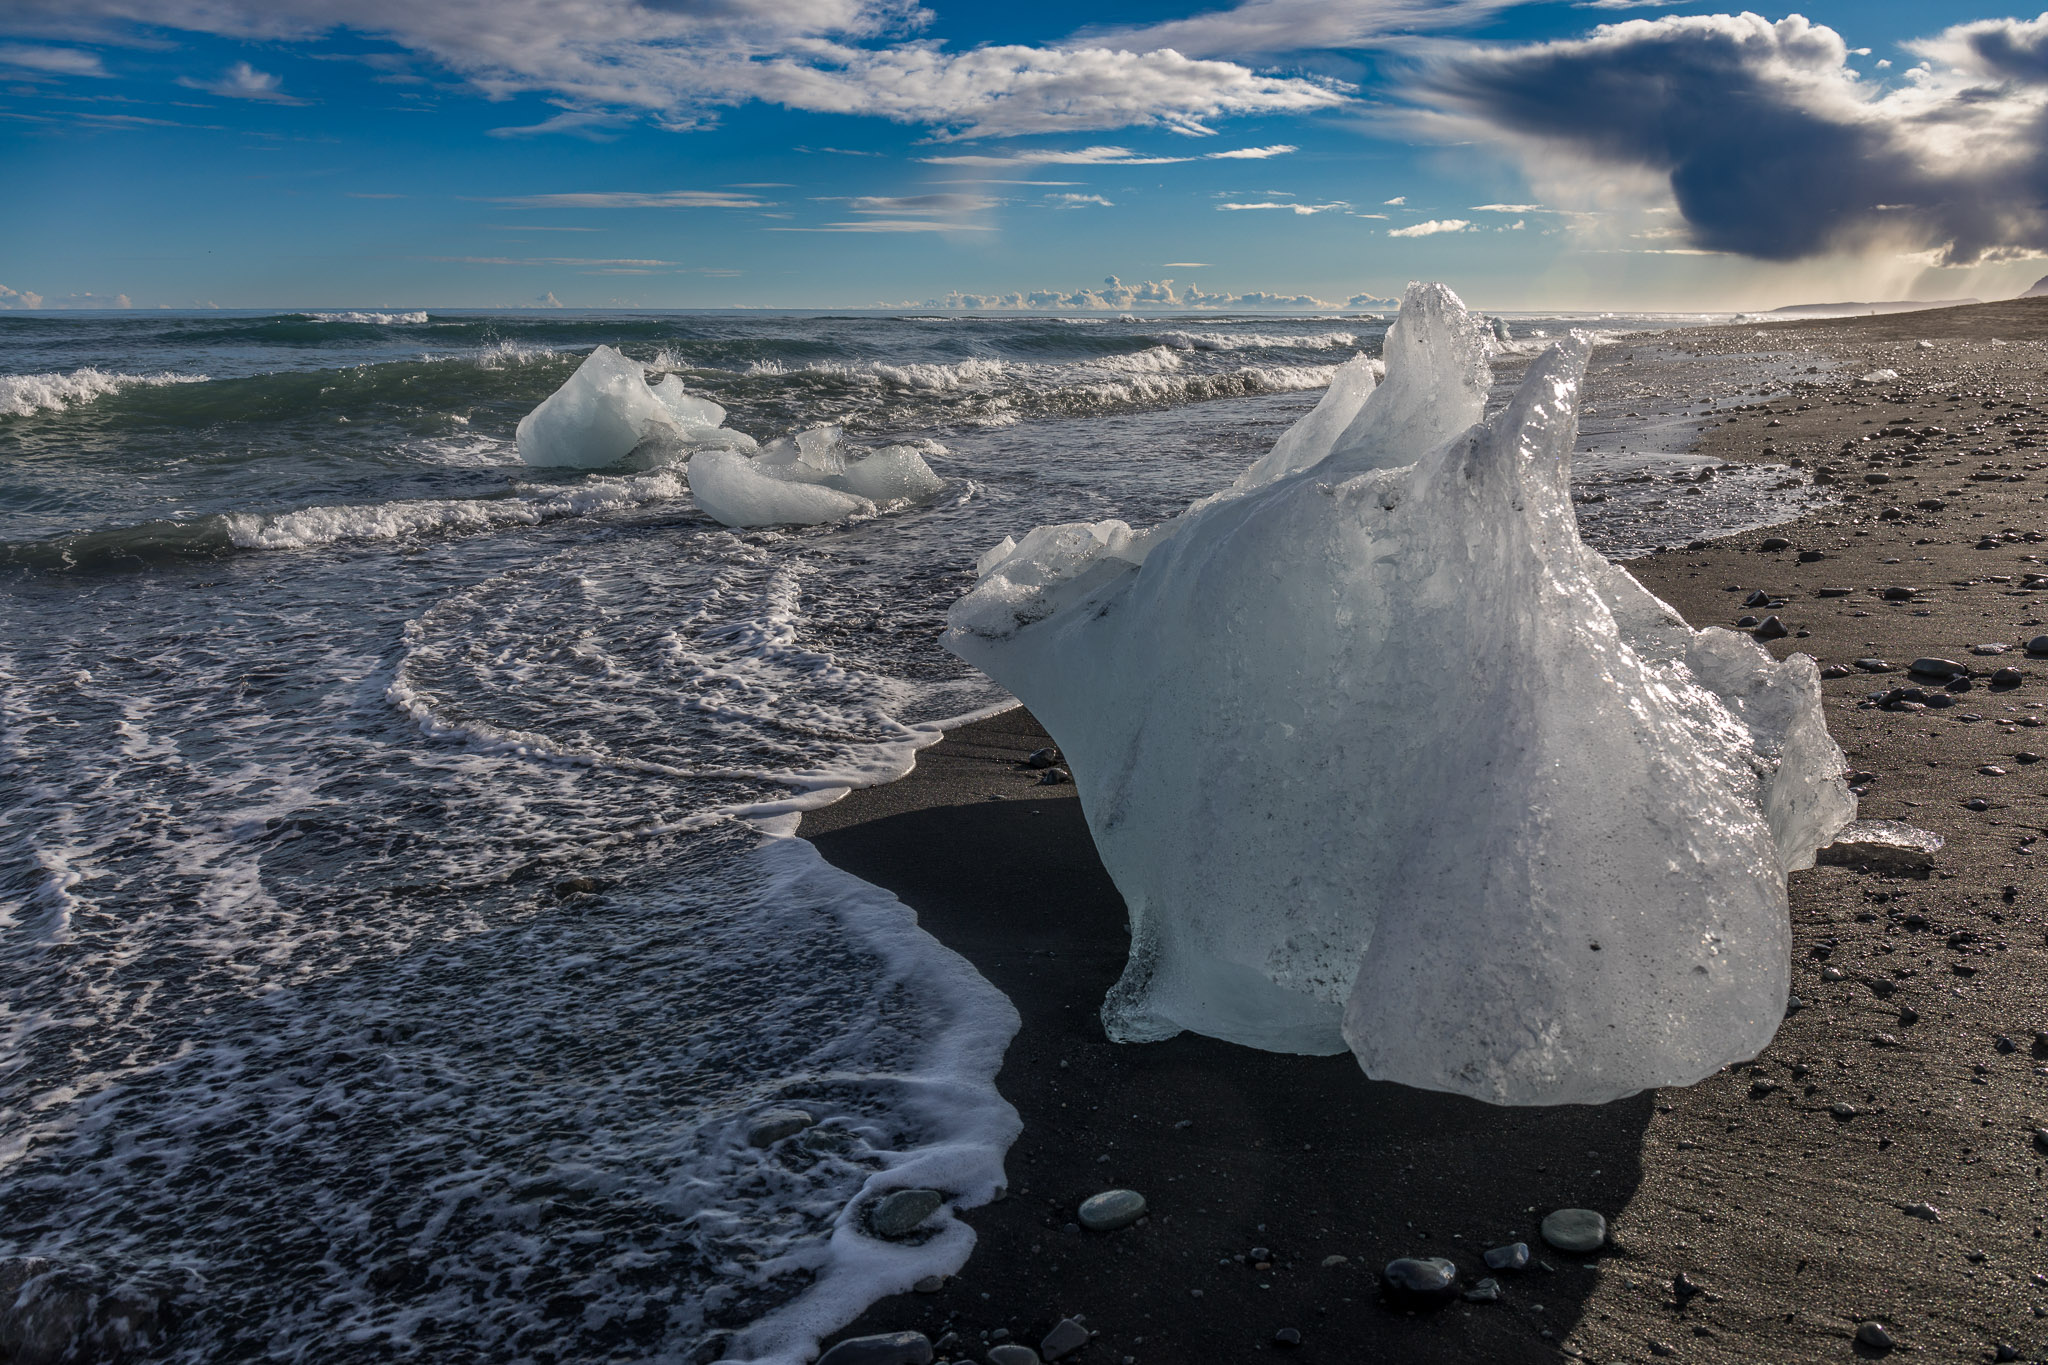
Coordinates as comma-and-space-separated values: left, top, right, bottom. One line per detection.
516, 347, 753, 467
687, 425, 946, 529
946, 283, 1855, 1106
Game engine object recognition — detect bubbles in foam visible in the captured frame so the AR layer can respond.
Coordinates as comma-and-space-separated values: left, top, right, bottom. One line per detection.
0, 368, 207, 418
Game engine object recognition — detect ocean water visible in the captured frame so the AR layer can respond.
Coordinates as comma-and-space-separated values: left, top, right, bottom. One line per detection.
0, 307, 1822, 1363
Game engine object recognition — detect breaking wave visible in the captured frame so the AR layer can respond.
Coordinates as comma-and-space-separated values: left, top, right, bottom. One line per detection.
305, 311, 430, 325
0, 368, 208, 418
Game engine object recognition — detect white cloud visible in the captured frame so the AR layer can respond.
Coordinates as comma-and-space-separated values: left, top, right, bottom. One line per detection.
1387, 218, 1470, 236
0, 43, 107, 76
1082, 0, 1522, 59
17, 0, 1343, 139
1046, 192, 1114, 208
918, 142, 1299, 167
178, 60, 305, 103
488, 108, 633, 139
0, 284, 45, 309
1218, 200, 1348, 215
931, 273, 1340, 310
1204, 143, 1298, 159
1470, 202, 1543, 212
489, 190, 771, 209
429, 256, 676, 265
771, 219, 996, 232
1383, 195, 1406, 204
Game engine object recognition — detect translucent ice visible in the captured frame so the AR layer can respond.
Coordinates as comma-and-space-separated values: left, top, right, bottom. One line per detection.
688, 450, 876, 527
688, 426, 944, 528
516, 347, 752, 467
946, 283, 1855, 1106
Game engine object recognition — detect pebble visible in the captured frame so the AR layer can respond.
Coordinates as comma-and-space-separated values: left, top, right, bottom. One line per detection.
817, 1331, 935, 1365
1024, 747, 1062, 769
987, 1346, 1040, 1365
2030, 635, 2048, 655
1273, 1327, 1302, 1347
1856, 1320, 1895, 1350
1907, 657, 1966, 678
869, 1189, 944, 1239
1903, 1202, 1942, 1222
1760, 537, 1792, 552
1483, 1242, 1531, 1272
1320, 1254, 1350, 1268
1997, 1345, 2021, 1362
1077, 1189, 1146, 1232
1743, 589, 1771, 607
1754, 615, 1790, 640
1539, 1209, 1607, 1253
913, 1275, 946, 1294
1972, 644, 2011, 655
1830, 1101, 1860, 1119
1993, 667, 2025, 686
1881, 586, 1919, 601
1966, 798, 1991, 812
1980, 765, 2007, 776
746, 1109, 815, 1148
1039, 1318, 1088, 1362
1855, 658, 1895, 672
1463, 1277, 1502, 1303
2035, 1130, 2048, 1154
1036, 767, 1071, 786
1381, 1257, 1460, 1307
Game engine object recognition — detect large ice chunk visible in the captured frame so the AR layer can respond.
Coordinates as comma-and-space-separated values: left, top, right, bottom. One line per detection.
517, 348, 754, 466
944, 282, 1855, 1106
687, 450, 876, 527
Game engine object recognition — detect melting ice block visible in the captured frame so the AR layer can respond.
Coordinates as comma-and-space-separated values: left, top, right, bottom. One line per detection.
517, 347, 753, 467
689, 425, 945, 528
945, 282, 1855, 1106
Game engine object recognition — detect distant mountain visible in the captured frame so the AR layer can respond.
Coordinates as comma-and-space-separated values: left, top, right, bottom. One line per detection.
2022, 275, 2048, 298
1767, 298, 1979, 317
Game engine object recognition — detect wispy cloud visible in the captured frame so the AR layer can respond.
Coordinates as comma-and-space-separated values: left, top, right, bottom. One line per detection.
1046, 192, 1114, 208
770, 220, 997, 233
1219, 200, 1348, 215
178, 61, 305, 104
488, 190, 770, 210
1387, 218, 1470, 237
1081, 0, 1524, 58
427, 256, 676, 266
1383, 195, 1406, 205
0, 44, 107, 77
934, 273, 1341, 310
918, 142, 1300, 168
1470, 203, 1544, 212
833, 193, 1001, 214
488, 109, 633, 140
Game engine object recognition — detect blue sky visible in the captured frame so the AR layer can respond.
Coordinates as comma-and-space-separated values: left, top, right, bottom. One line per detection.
4, 1, 2046, 311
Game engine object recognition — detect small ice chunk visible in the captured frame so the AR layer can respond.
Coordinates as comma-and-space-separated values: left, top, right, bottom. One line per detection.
516, 345, 678, 467
945, 281, 1856, 1106
650, 373, 726, 428
976, 536, 1020, 579
688, 449, 874, 527
757, 426, 847, 483
1857, 368, 1900, 384
843, 445, 944, 502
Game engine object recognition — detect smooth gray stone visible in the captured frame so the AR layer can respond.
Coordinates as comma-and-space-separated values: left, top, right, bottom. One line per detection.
1856, 1321, 1894, 1350
745, 1108, 814, 1148
1381, 1256, 1459, 1306
1463, 1277, 1502, 1303
817, 1331, 935, 1365
1540, 1208, 1607, 1253
1907, 657, 1966, 678
1077, 1189, 1146, 1231
869, 1189, 944, 1239
1038, 1318, 1088, 1361
987, 1346, 1041, 1365
1483, 1241, 1530, 1271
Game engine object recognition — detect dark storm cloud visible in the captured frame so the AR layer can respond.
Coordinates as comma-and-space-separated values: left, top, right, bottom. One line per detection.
1416, 13, 2048, 265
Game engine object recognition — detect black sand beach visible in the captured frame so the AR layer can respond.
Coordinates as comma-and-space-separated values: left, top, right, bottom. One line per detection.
807, 299, 2048, 1365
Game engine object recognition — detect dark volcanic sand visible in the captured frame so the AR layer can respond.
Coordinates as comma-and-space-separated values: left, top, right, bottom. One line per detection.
802, 299, 2048, 1365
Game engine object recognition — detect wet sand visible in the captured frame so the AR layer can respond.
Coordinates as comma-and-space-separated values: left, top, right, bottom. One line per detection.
803, 298, 2048, 1365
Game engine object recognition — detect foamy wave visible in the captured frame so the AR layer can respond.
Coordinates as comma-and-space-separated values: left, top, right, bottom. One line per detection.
475, 338, 559, 369
0, 368, 207, 419
1155, 330, 1359, 352
308, 310, 429, 325
223, 472, 688, 551
1050, 362, 1338, 409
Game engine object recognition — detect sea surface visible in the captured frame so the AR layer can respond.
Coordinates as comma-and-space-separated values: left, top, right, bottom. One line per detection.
0, 307, 1825, 1363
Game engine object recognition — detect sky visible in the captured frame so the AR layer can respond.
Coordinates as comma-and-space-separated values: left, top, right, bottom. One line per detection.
5, 0, 2048, 312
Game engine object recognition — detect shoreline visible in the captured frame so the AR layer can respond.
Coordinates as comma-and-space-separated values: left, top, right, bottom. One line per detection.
801, 299, 2048, 1365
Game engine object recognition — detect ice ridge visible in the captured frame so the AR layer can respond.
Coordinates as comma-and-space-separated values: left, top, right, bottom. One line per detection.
945, 282, 1854, 1106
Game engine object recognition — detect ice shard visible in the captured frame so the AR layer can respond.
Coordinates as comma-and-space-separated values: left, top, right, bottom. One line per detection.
516, 347, 755, 467
945, 283, 1854, 1106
